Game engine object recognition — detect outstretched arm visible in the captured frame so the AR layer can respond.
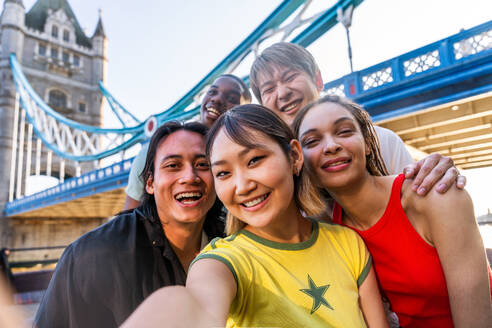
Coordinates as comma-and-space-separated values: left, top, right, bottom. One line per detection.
403, 153, 465, 195
415, 188, 492, 327
122, 258, 236, 328
359, 266, 390, 328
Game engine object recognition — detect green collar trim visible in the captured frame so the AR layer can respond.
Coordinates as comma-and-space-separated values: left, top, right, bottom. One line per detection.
239, 220, 318, 250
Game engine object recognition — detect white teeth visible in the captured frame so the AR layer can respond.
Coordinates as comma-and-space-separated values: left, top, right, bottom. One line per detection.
175, 192, 202, 200
243, 194, 268, 208
207, 107, 221, 116
327, 160, 349, 167
283, 102, 298, 112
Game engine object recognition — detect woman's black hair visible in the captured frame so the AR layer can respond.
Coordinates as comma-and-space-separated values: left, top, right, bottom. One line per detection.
205, 104, 293, 159
205, 104, 324, 234
140, 121, 225, 238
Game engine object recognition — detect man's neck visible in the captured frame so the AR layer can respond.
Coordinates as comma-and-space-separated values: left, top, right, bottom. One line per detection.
162, 220, 206, 272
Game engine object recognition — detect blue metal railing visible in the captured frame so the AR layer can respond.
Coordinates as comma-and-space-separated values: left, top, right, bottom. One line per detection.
4, 158, 133, 216
323, 19, 492, 116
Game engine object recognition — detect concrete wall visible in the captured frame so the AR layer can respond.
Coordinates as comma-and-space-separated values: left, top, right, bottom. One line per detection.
6, 216, 109, 263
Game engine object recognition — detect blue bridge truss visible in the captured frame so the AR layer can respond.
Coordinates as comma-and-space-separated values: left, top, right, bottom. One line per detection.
4, 0, 492, 218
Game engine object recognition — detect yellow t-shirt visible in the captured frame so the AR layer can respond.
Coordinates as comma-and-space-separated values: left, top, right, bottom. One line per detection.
192, 221, 371, 328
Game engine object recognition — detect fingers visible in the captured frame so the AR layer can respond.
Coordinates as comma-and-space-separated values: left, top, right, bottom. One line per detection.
434, 166, 459, 194
410, 154, 442, 194
402, 162, 420, 179
456, 174, 467, 190
411, 154, 453, 195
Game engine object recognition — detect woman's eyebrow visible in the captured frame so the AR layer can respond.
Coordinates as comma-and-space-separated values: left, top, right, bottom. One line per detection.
211, 148, 251, 167
333, 117, 354, 125
211, 144, 268, 167
300, 128, 318, 138
300, 117, 355, 137
211, 160, 225, 167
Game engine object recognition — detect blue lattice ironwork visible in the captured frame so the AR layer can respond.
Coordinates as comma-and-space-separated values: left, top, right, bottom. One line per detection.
403, 50, 440, 77
322, 19, 492, 116
454, 28, 492, 60
5, 158, 133, 217
323, 83, 345, 97
362, 66, 393, 91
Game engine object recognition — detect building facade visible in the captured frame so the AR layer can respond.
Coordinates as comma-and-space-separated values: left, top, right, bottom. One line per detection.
0, 0, 107, 250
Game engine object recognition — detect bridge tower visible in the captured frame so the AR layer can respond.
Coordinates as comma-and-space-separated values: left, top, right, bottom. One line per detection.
0, 0, 107, 249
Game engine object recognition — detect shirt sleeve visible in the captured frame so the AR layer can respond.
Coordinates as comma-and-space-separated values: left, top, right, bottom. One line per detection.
190, 237, 251, 317
354, 233, 372, 288
337, 227, 372, 288
125, 144, 148, 201
191, 238, 242, 287
375, 126, 414, 174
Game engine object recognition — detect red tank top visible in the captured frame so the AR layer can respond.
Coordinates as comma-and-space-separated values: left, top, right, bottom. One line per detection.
332, 174, 491, 327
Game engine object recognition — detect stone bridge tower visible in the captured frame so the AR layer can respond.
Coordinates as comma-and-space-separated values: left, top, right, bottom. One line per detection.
0, 0, 107, 249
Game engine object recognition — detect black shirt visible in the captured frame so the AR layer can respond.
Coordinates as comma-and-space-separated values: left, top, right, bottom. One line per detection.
34, 207, 224, 328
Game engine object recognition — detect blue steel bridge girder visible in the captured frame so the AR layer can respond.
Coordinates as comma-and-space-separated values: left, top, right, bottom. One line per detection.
321, 19, 492, 171
5, 0, 368, 217
99, 81, 141, 128
7, 19, 492, 218
9, 0, 366, 163
323, 19, 492, 121
4, 159, 133, 218
156, 0, 366, 123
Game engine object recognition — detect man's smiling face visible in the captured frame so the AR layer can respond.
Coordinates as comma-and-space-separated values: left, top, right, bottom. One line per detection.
257, 65, 321, 126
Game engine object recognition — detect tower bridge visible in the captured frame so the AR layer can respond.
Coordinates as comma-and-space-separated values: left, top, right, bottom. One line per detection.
0, 0, 491, 265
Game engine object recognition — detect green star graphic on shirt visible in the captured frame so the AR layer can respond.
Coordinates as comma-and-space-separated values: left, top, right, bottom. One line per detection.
300, 274, 334, 314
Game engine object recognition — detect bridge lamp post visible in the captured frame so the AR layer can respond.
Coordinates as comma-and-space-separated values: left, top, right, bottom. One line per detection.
337, 5, 355, 73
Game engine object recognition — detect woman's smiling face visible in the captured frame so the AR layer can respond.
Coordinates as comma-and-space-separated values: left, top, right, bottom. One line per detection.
298, 102, 370, 191
209, 127, 297, 230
